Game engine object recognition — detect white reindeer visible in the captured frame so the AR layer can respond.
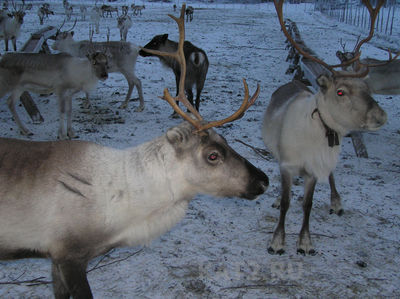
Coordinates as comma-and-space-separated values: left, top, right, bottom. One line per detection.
90, 6, 101, 34
117, 14, 132, 41
79, 5, 87, 21
263, 0, 388, 256
0, 52, 109, 139
65, 4, 73, 21
0, 6, 268, 297
0, 7, 25, 51
52, 31, 144, 111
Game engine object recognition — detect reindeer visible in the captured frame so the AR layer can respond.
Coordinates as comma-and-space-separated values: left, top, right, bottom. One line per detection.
139, 34, 209, 113
0, 6, 268, 298
185, 6, 194, 22
52, 30, 144, 111
37, 5, 54, 25
117, 14, 132, 42
336, 50, 400, 95
0, 52, 109, 139
0, 2, 25, 51
101, 5, 118, 18
63, 0, 69, 10
65, 4, 73, 21
121, 5, 129, 15
79, 5, 87, 21
90, 6, 101, 34
132, 5, 145, 16
263, 0, 388, 256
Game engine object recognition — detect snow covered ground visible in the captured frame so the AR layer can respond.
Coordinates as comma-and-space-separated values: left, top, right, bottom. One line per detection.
0, 1, 399, 298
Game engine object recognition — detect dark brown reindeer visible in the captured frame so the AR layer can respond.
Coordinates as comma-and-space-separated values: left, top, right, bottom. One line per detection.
139, 33, 209, 113
185, 5, 194, 22
0, 5, 268, 298
263, 0, 388, 255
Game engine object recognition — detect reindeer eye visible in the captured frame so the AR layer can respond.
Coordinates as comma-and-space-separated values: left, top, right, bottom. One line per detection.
208, 152, 219, 162
337, 90, 345, 96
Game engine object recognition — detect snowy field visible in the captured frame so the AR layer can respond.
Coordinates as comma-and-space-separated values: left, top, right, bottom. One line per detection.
0, 1, 399, 298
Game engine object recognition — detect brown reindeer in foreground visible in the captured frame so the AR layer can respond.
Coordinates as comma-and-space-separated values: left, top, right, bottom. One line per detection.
0, 5, 268, 298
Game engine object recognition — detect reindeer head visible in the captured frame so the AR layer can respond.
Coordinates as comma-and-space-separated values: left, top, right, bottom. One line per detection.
86, 52, 109, 81
139, 34, 169, 57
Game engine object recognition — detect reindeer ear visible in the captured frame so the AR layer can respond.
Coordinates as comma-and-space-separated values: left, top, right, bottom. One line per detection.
316, 74, 332, 93
166, 126, 194, 154
161, 34, 169, 42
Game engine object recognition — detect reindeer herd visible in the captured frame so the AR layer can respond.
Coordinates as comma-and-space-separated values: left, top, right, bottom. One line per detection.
0, 0, 398, 297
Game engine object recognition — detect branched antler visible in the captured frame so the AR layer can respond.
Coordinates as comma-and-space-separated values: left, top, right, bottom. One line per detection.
274, 0, 389, 78
141, 4, 260, 133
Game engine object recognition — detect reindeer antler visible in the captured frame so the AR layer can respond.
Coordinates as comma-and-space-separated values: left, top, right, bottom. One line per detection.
141, 4, 260, 133
274, 0, 388, 78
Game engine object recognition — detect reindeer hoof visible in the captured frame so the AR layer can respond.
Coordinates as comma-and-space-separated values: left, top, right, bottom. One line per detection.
21, 130, 33, 136
329, 208, 344, 216
271, 198, 281, 209
268, 247, 285, 255
134, 106, 144, 112
297, 248, 316, 256
171, 111, 180, 119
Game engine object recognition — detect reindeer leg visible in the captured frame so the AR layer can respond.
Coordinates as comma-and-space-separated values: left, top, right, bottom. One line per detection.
119, 71, 144, 112
186, 89, 194, 108
171, 72, 181, 118
195, 86, 203, 112
12, 37, 17, 51
52, 259, 92, 299
66, 95, 76, 139
52, 262, 70, 299
57, 94, 67, 140
4, 38, 9, 52
329, 172, 343, 215
268, 167, 292, 255
83, 92, 91, 109
7, 92, 33, 136
297, 174, 317, 256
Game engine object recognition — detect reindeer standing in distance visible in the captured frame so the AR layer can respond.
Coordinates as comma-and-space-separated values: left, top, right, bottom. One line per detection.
90, 6, 101, 34
37, 4, 54, 25
132, 4, 145, 15
101, 5, 118, 18
0, 52, 109, 139
0, 6, 268, 298
263, 0, 389, 256
79, 5, 87, 21
139, 34, 209, 113
0, 1, 25, 51
186, 6, 194, 22
52, 30, 144, 111
117, 14, 132, 42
